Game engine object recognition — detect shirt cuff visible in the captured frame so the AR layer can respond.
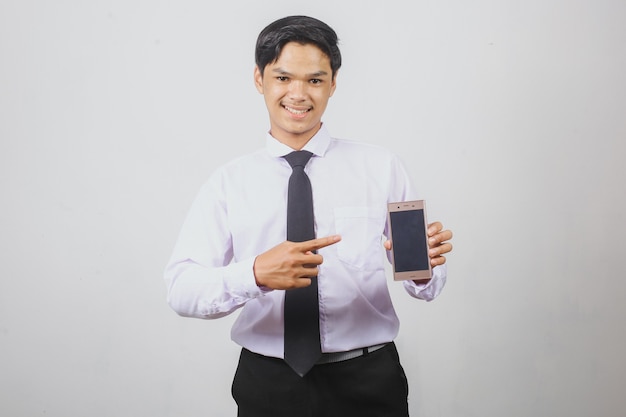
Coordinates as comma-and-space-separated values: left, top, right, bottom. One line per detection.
403, 263, 447, 301
224, 257, 269, 299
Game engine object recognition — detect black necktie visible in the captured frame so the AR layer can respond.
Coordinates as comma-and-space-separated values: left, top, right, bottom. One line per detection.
283, 150, 321, 377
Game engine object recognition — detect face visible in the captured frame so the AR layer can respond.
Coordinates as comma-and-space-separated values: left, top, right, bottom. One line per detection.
254, 42, 337, 149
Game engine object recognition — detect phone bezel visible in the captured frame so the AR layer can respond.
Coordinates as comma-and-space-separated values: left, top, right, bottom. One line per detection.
387, 200, 432, 282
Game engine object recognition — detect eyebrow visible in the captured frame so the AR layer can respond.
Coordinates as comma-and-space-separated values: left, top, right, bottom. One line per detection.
271, 68, 330, 78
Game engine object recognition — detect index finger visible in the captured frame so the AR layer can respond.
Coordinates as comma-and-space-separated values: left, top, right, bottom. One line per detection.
297, 235, 342, 252
427, 221, 443, 237
429, 229, 453, 247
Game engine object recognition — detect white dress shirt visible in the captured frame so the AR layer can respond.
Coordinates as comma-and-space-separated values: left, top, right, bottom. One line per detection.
164, 125, 446, 358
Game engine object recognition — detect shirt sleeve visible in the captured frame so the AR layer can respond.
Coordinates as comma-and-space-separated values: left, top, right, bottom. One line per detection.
163, 172, 268, 319
385, 152, 448, 302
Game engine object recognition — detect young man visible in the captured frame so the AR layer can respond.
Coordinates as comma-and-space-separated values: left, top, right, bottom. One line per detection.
165, 15, 453, 417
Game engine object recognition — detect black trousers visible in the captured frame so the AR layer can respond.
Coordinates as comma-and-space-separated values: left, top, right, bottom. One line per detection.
231, 342, 410, 417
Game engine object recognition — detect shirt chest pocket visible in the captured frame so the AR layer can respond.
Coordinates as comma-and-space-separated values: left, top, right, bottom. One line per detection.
333, 207, 386, 271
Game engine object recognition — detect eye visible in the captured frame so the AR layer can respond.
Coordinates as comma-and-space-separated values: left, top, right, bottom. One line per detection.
276, 76, 289, 82
310, 79, 322, 85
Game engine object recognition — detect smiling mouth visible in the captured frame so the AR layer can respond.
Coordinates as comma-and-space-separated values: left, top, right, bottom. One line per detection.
283, 105, 311, 115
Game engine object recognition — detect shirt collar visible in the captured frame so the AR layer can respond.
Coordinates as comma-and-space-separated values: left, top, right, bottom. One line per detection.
265, 124, 332, 158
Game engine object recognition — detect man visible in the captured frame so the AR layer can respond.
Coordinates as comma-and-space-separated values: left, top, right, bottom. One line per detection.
165, 15, 453, 417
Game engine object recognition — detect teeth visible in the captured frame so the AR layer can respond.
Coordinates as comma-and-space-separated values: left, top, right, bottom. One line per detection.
285, 106, 309, 115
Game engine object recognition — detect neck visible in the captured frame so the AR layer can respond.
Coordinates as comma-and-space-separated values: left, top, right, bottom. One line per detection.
271, 124, 322, 150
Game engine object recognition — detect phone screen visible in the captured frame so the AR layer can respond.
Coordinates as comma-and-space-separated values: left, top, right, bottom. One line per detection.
389, 208, 429, 273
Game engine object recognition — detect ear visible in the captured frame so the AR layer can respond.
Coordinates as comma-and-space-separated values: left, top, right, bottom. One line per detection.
253, 65, 264, 94
329, 70, 338, 97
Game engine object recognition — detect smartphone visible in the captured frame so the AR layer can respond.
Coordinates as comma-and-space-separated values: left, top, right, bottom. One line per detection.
387, 200, 432, 282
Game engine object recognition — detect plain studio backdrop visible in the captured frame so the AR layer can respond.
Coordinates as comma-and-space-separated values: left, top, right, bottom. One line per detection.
1, 1, 625, 416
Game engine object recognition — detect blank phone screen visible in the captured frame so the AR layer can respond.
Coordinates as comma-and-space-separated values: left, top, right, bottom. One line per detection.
389, 209, 429, 272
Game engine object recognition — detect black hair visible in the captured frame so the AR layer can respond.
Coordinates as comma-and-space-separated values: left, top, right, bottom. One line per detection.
255, 15, 342, 78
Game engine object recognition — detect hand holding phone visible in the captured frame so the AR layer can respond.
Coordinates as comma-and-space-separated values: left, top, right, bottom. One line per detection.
387, 200, 432, 282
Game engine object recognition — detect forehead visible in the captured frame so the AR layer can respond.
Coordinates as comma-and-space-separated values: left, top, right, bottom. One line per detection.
270, 42, 331, 71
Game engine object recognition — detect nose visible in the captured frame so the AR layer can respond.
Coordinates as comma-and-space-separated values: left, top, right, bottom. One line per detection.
287, 80, 307, 100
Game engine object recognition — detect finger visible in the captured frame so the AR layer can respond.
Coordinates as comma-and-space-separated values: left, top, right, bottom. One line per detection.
302, 259, 322, 269
428, 229, 453, 247
298, 235, 342, 252
281, 264, 318, 287
429, 242, 453, 257
427, 221, 443, 237
298, 252, 324, 267
295, 265, 320, 278
383, 240, 392, 250
430, 255, 447, 267
287, 277, 313, 289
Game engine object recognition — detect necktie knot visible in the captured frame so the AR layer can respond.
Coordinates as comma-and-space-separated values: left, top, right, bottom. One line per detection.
284, 150, 313, 169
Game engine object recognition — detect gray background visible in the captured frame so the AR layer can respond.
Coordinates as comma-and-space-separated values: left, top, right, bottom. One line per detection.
1, 1, 625, 416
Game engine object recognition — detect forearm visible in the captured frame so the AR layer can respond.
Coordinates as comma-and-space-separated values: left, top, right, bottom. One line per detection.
165, 257, 266, 319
